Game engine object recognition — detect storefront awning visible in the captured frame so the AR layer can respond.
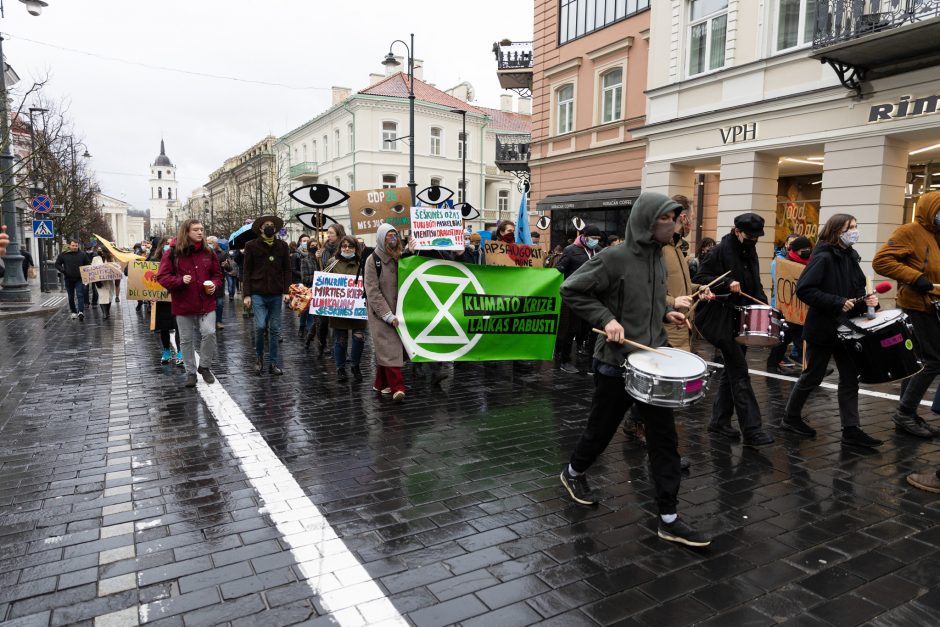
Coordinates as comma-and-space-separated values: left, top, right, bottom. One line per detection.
536, 187, 640, 212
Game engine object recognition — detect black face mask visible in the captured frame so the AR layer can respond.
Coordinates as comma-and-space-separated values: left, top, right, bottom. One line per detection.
740, 238, 757, 251
798, 250, 810, 260
263, 226, 276, 237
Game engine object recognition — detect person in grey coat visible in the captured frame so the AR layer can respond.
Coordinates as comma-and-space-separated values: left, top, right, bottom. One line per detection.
557, 192, 710, 548
365, 223, 407, 401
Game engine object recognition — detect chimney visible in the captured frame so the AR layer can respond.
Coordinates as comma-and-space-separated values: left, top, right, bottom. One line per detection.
385, 55, 405, 76
500, 94, 513, 112
331, 86, 351, 105
413, 59, 424, 80
518, 97, 531, 115
369, 73, 384, 85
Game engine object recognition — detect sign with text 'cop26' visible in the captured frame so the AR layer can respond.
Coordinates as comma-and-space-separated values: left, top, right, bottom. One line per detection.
396, 256, 562, 362
347, 186, 411, 236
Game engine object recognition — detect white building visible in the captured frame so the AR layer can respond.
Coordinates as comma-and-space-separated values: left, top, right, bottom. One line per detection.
148, 139, 182, 236
276, 63, 531, 243
634, 0, 940, 293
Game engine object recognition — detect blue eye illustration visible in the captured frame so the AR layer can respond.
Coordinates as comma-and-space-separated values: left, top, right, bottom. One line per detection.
416, 185, 453, 205
290, 184, 349, 209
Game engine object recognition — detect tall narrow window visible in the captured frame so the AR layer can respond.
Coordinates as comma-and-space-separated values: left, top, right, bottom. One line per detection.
382, 122, 398, 150
382, 174, 398, 189
457, 131, 470, 160
600, 68, 623, 123
168, 188, 172, 200
556, 84, 574, 134
302, 144, 308, 161
347, 123, 354, 153
497, 189, 510, 213
322, 135, 328, 161
348, 172, 355, 191
158, 187, 162, 199
157, 170, 162, 179
775, 0, 816, 51
430, 127, 442, 156
334, 129, 341, 156
458, 179, 468, 204
688, 0, 729, 76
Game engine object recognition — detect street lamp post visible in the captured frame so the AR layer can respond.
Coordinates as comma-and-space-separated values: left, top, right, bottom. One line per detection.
382, 34, 416, 206
449, 108, 467, 209
27, 106, 47, 292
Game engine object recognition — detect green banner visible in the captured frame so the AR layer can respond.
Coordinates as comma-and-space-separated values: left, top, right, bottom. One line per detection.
396, 256, 563, 362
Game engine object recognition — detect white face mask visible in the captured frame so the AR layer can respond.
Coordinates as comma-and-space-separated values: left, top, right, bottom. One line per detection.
840, 229, 859, 247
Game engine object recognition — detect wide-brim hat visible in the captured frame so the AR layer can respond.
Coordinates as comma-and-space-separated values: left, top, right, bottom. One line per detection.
252, 215, 285, 233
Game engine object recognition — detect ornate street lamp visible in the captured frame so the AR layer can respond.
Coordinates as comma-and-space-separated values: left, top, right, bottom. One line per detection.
382, 35, 416, 206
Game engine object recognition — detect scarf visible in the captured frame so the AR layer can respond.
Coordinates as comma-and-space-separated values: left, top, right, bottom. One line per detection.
260, 234, 275, 246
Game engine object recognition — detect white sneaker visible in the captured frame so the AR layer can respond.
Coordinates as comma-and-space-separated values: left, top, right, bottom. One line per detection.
70, 313, 78, 319
78, 311, 85, 320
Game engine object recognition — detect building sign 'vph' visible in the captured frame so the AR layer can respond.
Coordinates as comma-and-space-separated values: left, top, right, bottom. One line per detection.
869, 95, 939, 123
719, 122, 757, 144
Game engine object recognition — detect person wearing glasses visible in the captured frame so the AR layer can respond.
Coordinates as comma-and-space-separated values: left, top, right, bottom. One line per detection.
693, 213, 774, 447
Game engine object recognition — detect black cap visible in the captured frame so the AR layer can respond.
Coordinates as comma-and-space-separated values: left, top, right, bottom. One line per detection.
734, 212, 765, 237
582, 224, 602, 238
789, 236, 812, 252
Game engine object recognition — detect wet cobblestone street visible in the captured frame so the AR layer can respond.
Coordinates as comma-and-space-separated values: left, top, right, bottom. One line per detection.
0, 299, 938, 626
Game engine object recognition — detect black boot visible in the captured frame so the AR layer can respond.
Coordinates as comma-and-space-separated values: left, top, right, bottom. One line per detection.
842, 426, 882, 448
337, 366, 347, 381
254, 357, 263, 375
351, 365, 363, 382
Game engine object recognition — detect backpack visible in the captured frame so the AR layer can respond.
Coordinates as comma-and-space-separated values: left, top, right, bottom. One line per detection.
352, 253, 382, 304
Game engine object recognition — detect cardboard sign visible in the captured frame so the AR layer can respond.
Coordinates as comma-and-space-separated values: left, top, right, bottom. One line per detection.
776, 258, 809, 325
127, 260, 170, 302
80, 262, 123, 285
410, 206, 464, 251
310, 271, 367, 319
483, 240, 546, 268
347, 187, 411, 236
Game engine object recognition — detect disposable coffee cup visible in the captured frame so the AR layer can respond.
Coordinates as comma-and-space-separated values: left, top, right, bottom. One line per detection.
203, 281, 214, 294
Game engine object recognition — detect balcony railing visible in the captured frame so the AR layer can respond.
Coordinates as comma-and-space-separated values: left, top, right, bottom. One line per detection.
495, 136, 530, 173
289, 161, 318, 179
493, 40, 534, 70
813, 0, 940, 48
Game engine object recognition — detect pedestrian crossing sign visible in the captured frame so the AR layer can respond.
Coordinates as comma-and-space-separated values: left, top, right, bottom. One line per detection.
33, 219, 54, 239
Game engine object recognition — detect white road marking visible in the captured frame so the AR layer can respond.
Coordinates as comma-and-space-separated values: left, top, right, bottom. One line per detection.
747, 366, 935, 407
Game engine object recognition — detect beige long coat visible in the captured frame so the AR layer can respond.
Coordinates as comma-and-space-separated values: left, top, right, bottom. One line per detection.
664, 237, 698, 352
91, 256, 116, 305
364, 244, 405, 367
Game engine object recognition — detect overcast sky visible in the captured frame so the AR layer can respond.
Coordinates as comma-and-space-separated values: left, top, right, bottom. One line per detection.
4, 0, 533, 212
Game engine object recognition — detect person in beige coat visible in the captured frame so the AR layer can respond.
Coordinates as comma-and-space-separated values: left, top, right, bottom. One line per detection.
91, 247, 118, 320
365, 223, 407, 401
664, 196, 702, 352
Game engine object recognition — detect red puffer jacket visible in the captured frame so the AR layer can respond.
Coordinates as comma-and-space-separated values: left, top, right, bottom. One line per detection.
156, 243, 222, 316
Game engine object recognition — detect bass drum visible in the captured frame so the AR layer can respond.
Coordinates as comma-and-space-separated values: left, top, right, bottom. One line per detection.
836, 309, 922, 384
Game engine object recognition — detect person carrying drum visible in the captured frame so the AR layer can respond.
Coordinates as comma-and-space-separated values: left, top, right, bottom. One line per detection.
872, 191, 940, 438
782, 214, 882, 447
558, 192, 710, 547
693, 212, 774, 447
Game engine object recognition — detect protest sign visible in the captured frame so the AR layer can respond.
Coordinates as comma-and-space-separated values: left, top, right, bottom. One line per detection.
483, 240, 546, 268
347, 186, 411, 236
79, 262, 123, 285
410, 205, 464, 251
310, 271, 367, 319
396, 256, 562, 362
126, 260, 170, 302
775, 258, 808, 325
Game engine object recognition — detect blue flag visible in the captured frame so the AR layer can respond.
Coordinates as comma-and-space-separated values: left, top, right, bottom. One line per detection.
515, 192, 532, 245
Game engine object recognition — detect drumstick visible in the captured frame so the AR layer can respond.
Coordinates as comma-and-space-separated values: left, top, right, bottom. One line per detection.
691, 270, 731, 301
592, 328, 671, 357
737, 290, 767, 306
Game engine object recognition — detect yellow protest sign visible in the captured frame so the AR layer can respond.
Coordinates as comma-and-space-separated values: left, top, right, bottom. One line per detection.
776, 258, 808, 325
127, 260, 170, 302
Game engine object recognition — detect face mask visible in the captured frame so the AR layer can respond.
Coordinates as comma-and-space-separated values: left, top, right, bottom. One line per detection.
263, 226, 276, 237
653, 220, 675, 244
308, 247, 317, 254
387, 235, 399, 247
585, 238, 600, 250
840, 230, 859, 246
163, 245, 170, 252
502, 232, 515, 243
340, 250, 355, 259
798, 250, 810, 260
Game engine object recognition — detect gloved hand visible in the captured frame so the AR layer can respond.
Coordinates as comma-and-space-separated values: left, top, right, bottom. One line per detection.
913, 275, 933, 293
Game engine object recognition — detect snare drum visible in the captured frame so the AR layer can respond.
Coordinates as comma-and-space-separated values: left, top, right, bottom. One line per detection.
836, 309, 922, 384
624, 348, 711, 408
735, 305, 785, 346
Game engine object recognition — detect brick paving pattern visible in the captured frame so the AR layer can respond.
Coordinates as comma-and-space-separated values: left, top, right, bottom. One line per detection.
0, 299, 937, 626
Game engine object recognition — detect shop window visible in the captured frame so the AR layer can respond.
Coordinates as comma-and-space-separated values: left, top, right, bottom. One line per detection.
600, 68, 623, 123
688, 0, 728, 76
556, 84, 574, 134
775, 0, 816, 52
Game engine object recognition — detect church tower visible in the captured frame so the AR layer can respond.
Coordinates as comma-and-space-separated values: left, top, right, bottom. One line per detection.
148, 139, 179, 235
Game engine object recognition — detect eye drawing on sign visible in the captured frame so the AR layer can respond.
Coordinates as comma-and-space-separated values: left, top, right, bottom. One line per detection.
416, 185, 453, 205
457, 203, 480, 221
536, 215, 551, 231
290, 183, 350, 231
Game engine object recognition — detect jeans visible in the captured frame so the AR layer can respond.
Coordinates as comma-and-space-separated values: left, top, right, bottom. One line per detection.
334, 328, 365, 369
225, 275, 238, 297
177, 311, 216, 375
711, 338, 764, 436
899, 309, 940, 415
252, 294, 282, 365
64, 276, 86, 313
215, 296, 223, 322
569, 363, 680, 515
785, 340, 860, 428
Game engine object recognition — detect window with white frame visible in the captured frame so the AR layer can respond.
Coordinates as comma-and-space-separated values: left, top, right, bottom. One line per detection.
335, 177, 341, 191
497, 189, 510, 213
322, 135, 328, 161
556, 84, 574, 134
600, 68, 623, 123
559, 0, 652, 44
347, 123, 354, 153
458, 179, 468, 204
382, 122, 398, 150
430, 127, 442, 156
775, 0, 816, 51
430, 176, 442, 187
302, 144, 307, 161
688, 0, 728, 76
334, 129, 341, 156
382, 174, 398, 189
457, 132, 470, 160
347, 172, 355, 190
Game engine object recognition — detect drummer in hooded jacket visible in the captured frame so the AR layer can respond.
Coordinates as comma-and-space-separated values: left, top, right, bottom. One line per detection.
559, 191, 711, 548
783, 214, 882, 447
692, 212, 774, 447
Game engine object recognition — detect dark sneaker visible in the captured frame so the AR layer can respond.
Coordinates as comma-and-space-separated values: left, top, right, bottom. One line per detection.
842, 426, 882, 448
78, 311, 84, 320
269, 364, 284, 376
907, 473, 940, 494
337, 367, 348, 381
680, 457, 690, 471
559, 362, 579, 374
351, 365, 363, 382
892, 411, 932, 438
916, 417, 940, 436
657, 518, 711, 547
559, 466, 597, 506
197, 367, 215, 384
782, 417, 817, 437
254, 358, 263, 375
743, 431, 774, 447
708, 424, 741, 439
184, 374, 197, 388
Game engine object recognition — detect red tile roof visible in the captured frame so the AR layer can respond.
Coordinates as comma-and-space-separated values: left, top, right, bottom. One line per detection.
476, 106, 532, 134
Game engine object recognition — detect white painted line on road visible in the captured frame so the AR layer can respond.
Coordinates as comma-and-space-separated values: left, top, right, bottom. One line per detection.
144, 364, 407, 626
747, 366, 936, 407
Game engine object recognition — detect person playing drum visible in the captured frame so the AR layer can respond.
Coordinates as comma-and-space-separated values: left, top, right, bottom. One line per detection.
782, 214, 882, 447
692, 212, 774, 447
558, 191, 710, 547
873, 191, 940, 439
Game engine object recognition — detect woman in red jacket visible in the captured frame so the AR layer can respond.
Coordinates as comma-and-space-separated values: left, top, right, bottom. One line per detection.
156, 219, 223, 388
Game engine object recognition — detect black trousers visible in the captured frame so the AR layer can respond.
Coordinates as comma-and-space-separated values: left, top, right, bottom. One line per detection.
899, 309, 940, 415
767, 323, 803, 367
711, 337, 763, 435
569, 365, 680, 515
785, 339, 860, 428
555, 304, 585, 362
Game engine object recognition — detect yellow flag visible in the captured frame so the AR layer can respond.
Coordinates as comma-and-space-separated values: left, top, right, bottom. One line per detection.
93, 233, 145, 268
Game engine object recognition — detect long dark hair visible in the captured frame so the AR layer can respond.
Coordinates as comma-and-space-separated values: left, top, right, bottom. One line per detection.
333, 235, 360, 262
817, 213, 856, 247
147, 238, 169, 261
97, 246, 114, 262
696, 237, 715, 258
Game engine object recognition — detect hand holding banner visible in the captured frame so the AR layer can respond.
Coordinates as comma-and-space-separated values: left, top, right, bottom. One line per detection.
80, 262, 123, 285
776, 258, 808, 325
483, 240, 546, 267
